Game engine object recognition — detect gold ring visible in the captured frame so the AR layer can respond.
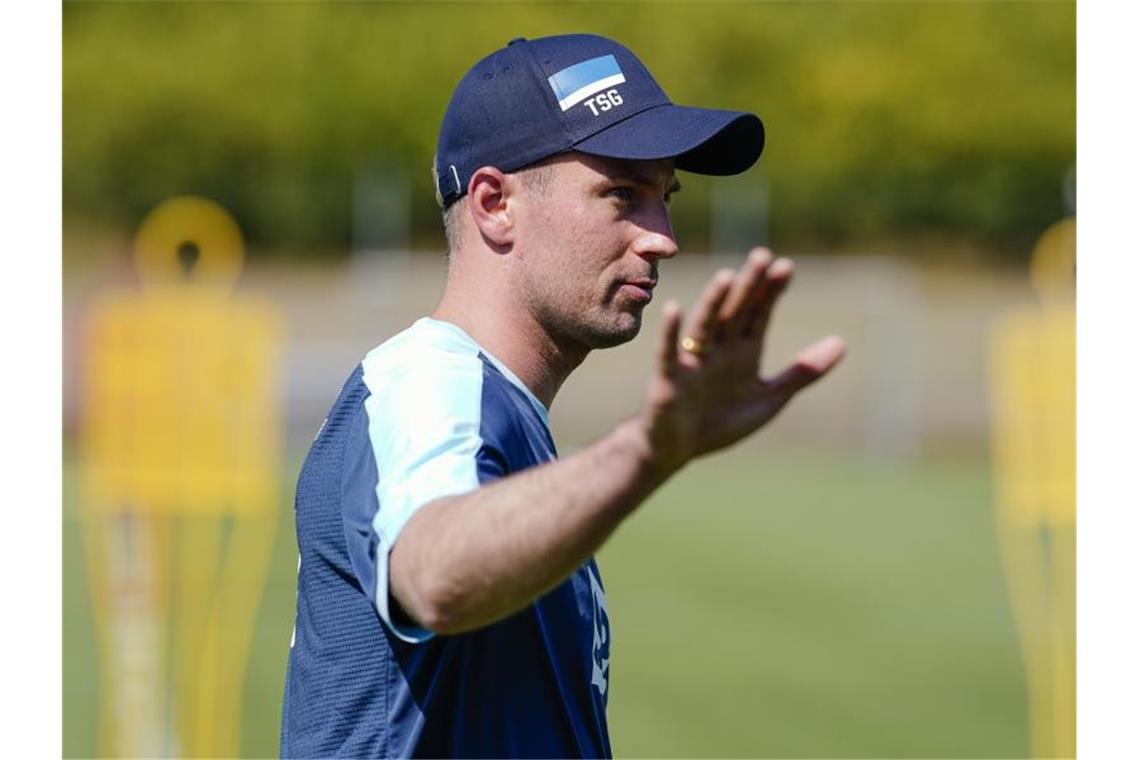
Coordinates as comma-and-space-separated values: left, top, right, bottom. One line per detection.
681, 336, 708, 355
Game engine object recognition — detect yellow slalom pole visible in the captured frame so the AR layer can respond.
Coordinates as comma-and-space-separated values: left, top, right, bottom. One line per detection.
209, 504, 280, 757
175, 515, 223, 757
986, 217, 1075, 759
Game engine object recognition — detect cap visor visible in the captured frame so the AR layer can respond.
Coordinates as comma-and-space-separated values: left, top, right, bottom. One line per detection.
572, 104, 764, 175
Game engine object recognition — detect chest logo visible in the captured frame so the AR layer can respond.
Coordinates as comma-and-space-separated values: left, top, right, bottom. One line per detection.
588, 564, 611, 699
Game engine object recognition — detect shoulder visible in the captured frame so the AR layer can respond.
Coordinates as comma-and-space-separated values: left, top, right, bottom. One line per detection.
361, 318, 486, 405
356, 318, 548, 462
474, 360, 533, 435
355, 319, 502, 466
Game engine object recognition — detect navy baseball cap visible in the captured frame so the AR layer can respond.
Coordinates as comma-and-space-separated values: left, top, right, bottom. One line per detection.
435, 33, 765, 207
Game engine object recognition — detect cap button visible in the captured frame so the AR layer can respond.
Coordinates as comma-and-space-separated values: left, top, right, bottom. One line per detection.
507, 37, 527, 46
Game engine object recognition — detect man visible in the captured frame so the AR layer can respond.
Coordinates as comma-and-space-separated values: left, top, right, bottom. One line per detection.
281, 33, 845, 758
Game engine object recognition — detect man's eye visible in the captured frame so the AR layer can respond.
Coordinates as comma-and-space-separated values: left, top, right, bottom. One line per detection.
608, 187, 637, 204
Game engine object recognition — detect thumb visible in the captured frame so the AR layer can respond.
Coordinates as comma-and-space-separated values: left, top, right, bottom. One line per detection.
767, 335, 847, 396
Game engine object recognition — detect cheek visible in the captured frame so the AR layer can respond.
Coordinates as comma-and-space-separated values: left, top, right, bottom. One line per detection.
550, 213, 625, 273
538, 198, 587, 242
522, 213, 576, 263
518, 200, 627, 304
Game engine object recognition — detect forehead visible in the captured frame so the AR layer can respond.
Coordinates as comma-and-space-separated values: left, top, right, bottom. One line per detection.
545, 152, 676, 189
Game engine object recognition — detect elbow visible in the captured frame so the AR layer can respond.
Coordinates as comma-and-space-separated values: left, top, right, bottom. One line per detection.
388, 506, 487, 636
390, 560, 468, 636
405, 582, 471, 636
415, 599, 464, 637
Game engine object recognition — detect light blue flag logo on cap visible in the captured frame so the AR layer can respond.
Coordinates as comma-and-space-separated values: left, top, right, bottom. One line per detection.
548, 55, 626, 111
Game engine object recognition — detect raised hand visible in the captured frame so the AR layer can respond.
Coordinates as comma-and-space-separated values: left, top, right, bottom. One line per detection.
640, 247, 846, 474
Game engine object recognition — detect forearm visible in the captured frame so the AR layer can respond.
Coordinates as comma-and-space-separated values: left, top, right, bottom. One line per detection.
389, 417, 672, 635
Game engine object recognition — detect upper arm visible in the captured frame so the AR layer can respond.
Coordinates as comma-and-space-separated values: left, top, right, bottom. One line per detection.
340, 354, 506, 641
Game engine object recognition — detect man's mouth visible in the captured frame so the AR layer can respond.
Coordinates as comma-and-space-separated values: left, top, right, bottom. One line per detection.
616, 277, 657, 303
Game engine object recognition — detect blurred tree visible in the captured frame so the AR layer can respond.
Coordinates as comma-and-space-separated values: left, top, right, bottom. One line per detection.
63, 1, 1074, 260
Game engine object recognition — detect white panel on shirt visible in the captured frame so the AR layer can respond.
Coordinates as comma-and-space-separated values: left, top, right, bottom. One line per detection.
360, 318, 494, 642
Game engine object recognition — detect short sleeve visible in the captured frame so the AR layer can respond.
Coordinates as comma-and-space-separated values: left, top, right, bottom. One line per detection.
341, 351, 501, 643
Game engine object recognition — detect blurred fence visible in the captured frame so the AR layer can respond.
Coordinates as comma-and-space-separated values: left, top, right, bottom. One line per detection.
65, 250, 1038, 461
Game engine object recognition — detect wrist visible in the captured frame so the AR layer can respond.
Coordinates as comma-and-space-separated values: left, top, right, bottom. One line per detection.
614, 417, 680, 488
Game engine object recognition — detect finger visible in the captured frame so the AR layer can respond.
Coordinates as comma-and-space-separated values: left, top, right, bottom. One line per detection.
719, 247, 773, 339
744, 257, 794, 341
684, 269, 735, 350
765, 335, 847, 397
656, 300, 683, 377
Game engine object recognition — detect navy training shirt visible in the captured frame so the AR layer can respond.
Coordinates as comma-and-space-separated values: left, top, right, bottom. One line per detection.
280, 317, 612, 758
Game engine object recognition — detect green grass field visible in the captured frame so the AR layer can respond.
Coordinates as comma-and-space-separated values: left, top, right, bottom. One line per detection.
64, 449, 1027, 758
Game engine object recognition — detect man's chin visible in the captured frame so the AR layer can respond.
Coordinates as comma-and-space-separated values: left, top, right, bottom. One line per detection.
543, 305, 643, 351
583, 313, 642, 349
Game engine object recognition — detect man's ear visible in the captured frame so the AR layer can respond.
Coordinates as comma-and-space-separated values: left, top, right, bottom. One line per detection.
467, 167, 516, 248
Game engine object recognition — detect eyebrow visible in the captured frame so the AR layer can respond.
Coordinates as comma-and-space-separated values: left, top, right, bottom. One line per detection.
608, 170, 682, 195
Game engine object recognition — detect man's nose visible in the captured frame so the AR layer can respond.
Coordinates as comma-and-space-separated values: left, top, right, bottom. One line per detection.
632, 208, 679, 260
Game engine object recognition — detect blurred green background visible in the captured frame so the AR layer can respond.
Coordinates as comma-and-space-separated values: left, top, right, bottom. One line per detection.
66, 451, 1023, 758
63, 1, 1073, 758
64, 0, 1074, 261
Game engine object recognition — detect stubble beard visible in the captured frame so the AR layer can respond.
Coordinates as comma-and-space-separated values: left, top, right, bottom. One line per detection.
536, 288, 644, 352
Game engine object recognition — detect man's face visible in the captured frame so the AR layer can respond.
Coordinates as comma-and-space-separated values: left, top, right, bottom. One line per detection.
510, 152, 680, 350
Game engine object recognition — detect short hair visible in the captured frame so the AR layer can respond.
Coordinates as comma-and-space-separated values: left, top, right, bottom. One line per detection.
432, 158, 553, 256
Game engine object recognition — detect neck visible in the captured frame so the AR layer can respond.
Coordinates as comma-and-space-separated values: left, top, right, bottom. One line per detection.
432, 287, 588, 410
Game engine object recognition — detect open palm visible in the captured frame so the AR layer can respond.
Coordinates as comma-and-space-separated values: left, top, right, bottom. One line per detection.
642, 247, 847, 473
